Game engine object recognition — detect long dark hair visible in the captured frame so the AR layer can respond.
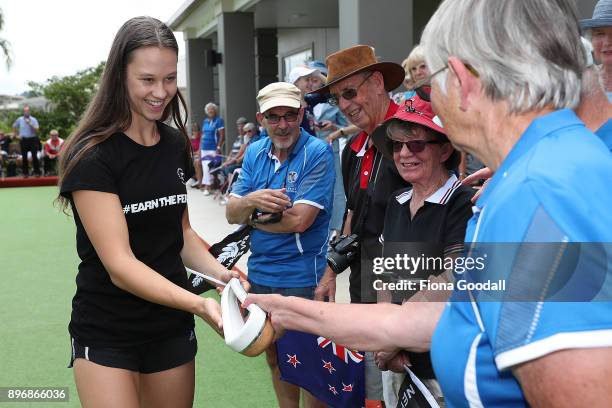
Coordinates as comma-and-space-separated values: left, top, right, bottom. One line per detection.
56, 16, 190, 212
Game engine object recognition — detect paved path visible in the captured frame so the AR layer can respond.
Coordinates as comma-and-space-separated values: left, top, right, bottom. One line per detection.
186, 186, 350, 303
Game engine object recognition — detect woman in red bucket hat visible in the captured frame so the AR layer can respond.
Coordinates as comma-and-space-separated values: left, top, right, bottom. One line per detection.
363, 97, 473, 403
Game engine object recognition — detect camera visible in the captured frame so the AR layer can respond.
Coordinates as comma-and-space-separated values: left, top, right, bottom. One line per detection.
251, 210, 283, 225
327, 234, 360, 274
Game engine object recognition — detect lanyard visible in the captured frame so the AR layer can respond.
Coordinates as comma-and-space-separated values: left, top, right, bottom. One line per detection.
352, 150, 383, 233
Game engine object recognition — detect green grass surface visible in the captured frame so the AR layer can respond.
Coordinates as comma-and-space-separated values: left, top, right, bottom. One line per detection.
0, 187, 276, 407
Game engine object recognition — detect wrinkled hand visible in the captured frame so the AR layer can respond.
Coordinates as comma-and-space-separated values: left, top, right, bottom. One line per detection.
376, 350, 411, 373
470, 179, 489, 203
197, 297, 223, 337
246, 188, 291, 213
243, 293, 287, 339
461, 167, 493, 203
314, 267, 337, 302
461, 167, 492, 186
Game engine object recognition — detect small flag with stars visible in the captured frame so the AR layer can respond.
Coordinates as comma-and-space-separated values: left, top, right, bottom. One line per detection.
276, 330, 365, 408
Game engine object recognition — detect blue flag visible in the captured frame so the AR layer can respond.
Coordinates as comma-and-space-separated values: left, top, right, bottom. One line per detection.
276, 330, 365, 408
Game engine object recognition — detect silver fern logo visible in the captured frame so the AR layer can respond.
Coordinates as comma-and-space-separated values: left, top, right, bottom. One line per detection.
217, 235, 250, 265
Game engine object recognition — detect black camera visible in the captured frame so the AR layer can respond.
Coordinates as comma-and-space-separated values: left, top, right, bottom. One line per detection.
327, 234, 360, 274
251, 210, 283, 225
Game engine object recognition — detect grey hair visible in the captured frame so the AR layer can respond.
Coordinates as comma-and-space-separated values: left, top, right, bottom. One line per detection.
205, 102, 218, 113
243, 122, 256, 132
421, 0, 585, 113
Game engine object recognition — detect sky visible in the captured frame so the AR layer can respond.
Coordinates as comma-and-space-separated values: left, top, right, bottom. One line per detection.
0, 0, 185, 95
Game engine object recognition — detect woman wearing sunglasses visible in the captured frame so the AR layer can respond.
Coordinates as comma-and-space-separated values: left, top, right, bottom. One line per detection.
359, 96, 474, 403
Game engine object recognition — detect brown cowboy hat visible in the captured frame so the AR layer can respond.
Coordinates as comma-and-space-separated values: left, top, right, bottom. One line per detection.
311, 45, 405, 94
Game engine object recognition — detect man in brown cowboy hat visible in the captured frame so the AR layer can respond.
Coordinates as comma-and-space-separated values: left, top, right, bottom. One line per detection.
311, 44, 410, 404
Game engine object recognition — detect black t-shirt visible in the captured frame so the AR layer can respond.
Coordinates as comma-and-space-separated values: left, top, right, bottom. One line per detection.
341, 136, 409, 303
380, 178, 474, 379
60, 122, 195, 348
381, 181, 475, 254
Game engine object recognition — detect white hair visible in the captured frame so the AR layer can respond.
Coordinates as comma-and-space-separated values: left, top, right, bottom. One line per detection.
405, 45, 426, 73
421, 0, 585, 113
243, 122, 256, 132
205, 102, 218, 113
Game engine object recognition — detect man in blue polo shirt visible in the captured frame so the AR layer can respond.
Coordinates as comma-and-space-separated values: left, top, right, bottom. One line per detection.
227, 81, 334, 407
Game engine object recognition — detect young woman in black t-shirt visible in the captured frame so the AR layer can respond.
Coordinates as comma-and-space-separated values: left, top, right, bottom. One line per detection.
56, 17, 242, 407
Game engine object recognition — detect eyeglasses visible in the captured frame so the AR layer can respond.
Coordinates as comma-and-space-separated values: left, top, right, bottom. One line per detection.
246, 129, 254, 133
264, 111, 300, 124
328, 72, 374, 106
412, 62, 479, 90
389, 139, 443, 154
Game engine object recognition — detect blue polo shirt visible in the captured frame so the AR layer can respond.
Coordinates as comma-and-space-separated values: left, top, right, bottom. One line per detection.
430, 109, 612, 407
231, 129, 335, 287
13, 115, 39, 138
596, 119, 612, 153
201, 117, 224, 151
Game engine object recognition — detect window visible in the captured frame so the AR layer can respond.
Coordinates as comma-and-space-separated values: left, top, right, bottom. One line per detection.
282, 46, 313, 82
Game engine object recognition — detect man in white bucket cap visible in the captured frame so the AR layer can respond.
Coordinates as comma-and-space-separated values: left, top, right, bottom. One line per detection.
226, 81, 335, 407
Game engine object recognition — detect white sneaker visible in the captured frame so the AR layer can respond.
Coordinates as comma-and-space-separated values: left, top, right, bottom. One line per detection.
202, 189, 211, 196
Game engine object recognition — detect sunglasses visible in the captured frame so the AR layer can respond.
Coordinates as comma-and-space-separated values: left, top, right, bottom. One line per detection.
264, 111, 299, 124
389, 139, 443, 154
328, 72, 373, 106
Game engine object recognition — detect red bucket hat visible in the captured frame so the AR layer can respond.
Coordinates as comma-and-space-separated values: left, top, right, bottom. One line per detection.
372, 96, 458, 166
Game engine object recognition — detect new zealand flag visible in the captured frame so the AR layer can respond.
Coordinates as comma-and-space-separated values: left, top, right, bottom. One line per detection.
276, 330, 365, 408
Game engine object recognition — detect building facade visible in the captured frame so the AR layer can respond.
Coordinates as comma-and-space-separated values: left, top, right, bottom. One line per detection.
169, 0, 598, 151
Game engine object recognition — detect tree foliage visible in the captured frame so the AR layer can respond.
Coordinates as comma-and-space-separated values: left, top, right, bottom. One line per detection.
23, 62, 105, 139
0, 6, 12, 69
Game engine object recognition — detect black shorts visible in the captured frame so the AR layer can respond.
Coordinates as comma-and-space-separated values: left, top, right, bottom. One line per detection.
68, 329, 197, 374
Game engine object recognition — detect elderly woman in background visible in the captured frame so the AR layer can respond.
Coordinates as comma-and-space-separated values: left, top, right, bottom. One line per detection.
393, 45, 431, 105
200, 102, 225, 195
581, 0, 612, 101
406, 45, 429, 84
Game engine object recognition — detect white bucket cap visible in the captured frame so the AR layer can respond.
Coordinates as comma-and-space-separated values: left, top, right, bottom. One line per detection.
221, 278, 275, 356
